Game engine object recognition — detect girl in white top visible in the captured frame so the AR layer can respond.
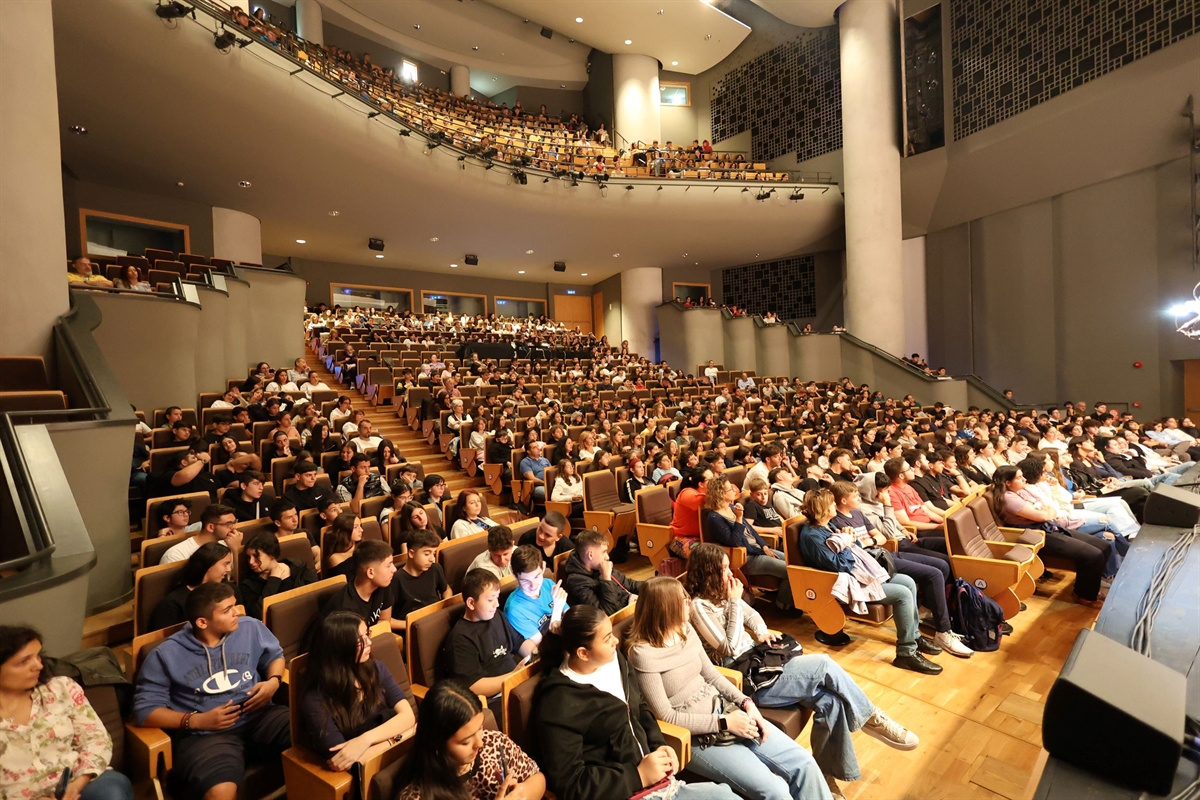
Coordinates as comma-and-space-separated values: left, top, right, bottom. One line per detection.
551, 458, 585, 518
577, 431, 602, 462
301, 373, 330, 399
448, 489, 498, 539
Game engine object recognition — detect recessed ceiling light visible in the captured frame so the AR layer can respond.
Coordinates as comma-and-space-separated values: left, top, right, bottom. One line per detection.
671, 61, 679, 66
430, 237, 439, 242
375, 254, 384, 259
450, 263, 458, 268
328, 210, 340, 216
176, 181, 185, 187
624, 39, 633, 45
413, 23, 420, 29
705, 34, 712, 40
695, 261, 700, 265
575, 16, 583, 23
296, 239, 306, 244
472, 45, 479, 51
238, 180, 251, 188
682, 253, 688, 257
560, 84, 566, 89
492, 77, 498, 81
518, 270, 526, 274
525, 249, 534, 254
613, 253, 620, 258
69, 125, 87, 135
657, 9, 665, 14
581, 272, 588, 276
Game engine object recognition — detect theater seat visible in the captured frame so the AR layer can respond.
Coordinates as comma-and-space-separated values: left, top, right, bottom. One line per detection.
968, 496, 1046, 579
782, 517, 893, 635
0, 356, 51, 392
635, 485, 674, 572
262, 575, 347, 660
582, 471, 636, 553
944, 507, 1036, 619
438, 530, 488, 594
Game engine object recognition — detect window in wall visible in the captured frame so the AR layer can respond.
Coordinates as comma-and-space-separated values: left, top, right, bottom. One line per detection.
673, 283, 710, 303
422, 292, 486, 317
495, 297, 546, 318
660, 81, 691, 106
401, 60, 419, 84
330, 283, 414, 312
80, 210, 189, 260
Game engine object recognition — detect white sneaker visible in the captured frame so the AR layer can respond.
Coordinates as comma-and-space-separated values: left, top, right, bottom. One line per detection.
934, 630, 974, 658
862, 708, 920, 750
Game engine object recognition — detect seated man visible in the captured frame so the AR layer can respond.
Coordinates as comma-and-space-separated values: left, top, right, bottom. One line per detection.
518, 440, 551, 509
335, 453, 390, 514
392, 530, 452, 631
268, 498, 319, 564
67, 257, 114, 288
132, 582, 289, 800
154, 446, 221, 499
350, 419, 383, 454
883, 457, 948, 554
224, 470, 273, 523
162, 504, 241, 564
319, 539, 397, 630
154, 497, 202, 539
486, 429, 514, 483
467, 525, 515, 579
282, 460, 332, 511
741, 477, 783, 529
505, 545, 568, 651
202, 414, 236, 445
239, 531, 318, 619
517, 511, 574, 563
561, 529, 642, 615
439, 569, 532, 699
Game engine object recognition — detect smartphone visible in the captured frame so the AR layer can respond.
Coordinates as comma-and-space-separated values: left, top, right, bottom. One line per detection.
55, 767, 72, 800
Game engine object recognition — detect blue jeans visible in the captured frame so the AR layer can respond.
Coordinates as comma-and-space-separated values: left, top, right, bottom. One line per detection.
686, 721, 831, 800
1078, 498, 1139, 537
744, 549, 793, 610
81, 771, 134, 800
755, 654, 875, 781
871, 573, 920, 657
675, 780, 742, 800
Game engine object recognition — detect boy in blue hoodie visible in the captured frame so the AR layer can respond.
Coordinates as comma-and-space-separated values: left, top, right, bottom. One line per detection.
133, 582, 289, 800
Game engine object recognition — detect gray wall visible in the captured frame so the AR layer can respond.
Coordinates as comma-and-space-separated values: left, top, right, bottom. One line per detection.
659, 69, 699, 145
594, 273, 623, 342
582, 50, 615, 139
62, 176, 215, 260
317, 13, 450, 92
924, 157, 1199, 416
724, 315, 756, 371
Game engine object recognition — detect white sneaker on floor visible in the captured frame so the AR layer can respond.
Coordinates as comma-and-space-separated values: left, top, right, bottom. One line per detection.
934, 629, 974, 658
862, 708, 920, 750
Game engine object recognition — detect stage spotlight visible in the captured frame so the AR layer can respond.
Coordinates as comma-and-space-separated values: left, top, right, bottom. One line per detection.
398, 129, 411, 137
542, 177, 550, 183
484, 162, 495, 170
155, 1, 193, 18
367, 111, 380, 119
625, 185, 634, 191
789, 189, 805, 201
741, 187, 750, 193
513, 170, 527, 185
214, 30, 238, 50
657, 185, 663, 191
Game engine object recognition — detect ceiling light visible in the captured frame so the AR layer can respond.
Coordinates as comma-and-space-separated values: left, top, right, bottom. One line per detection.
375, 254, 384, 258
581, 272, 588, 276
671, 61, 678, 66
658, 9, 665, 14
492, 77, 498, 82
450, 263, 458, 268
296, 239, 306, 244
624, 39, 633, 45
518, 270, 526, 274
328, 210, 340, 216
69, 125, 87, 135
176, 181, 184, 187
613, 253, 620, 258
706, 34, 713, 40
683, 253, 688, 256
238, 180, 251, 188
526, 249, 534, 254
560, 84, 566, 89
575, 17, 583, 23
214, 30, 238, 50
430, 237, 439, 242
472, 45, 479, 50
695, 261, 700, 265
412, 23, 420, 29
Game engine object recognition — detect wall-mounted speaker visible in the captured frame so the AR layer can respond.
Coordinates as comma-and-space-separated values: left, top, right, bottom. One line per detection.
540, 27, 553, 39
465, 254, 478, 266
553, 262, 566, 273
368, 238, 384, 252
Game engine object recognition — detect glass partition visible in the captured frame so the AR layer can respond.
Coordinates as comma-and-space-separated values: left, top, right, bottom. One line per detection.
495, 297, 546, 318
422, 291, 486, 317
331, 283, 414, 312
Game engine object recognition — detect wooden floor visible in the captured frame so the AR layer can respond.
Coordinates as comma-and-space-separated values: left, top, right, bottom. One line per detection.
621, 555, 1095, 800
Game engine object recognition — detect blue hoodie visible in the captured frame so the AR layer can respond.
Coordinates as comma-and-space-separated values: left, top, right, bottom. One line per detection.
133, 616, 284, 730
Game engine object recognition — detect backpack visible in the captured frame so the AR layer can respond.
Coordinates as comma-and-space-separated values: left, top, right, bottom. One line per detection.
946, 578, 1005, 652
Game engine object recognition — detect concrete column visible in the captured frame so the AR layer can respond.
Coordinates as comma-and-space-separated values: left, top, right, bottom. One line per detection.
901, 236, 928, 361
612, 53, 661, 147
0, 0, 69, 358
619, 267, 662, 356
295, 0, 324, 46
450, 65, 471, 97
838, 0, 905, 355
212, 207, 263, 266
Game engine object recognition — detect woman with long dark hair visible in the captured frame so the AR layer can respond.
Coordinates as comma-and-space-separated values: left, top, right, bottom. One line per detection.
323, 514, 364, 580
394, 679, 544, 800
0, 626, 133, 800
533, 605, 737, 800
147, 542, 238, 632
300, 613, 415, 770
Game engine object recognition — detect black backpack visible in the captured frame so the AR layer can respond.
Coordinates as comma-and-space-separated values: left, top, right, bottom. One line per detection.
946, 578, 1005, 652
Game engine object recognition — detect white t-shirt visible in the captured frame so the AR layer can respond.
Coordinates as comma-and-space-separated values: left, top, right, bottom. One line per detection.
467, 549, 513, 579
160, 533, 225, 564
351, 435, 382, 453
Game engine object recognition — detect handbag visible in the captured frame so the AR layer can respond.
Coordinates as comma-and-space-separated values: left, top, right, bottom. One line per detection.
727, 633, 804, 694
863, 545, 897, 577
692, 695, 744, 749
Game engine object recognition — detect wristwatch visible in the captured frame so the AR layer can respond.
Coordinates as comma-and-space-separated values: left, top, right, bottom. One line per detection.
718, 716, 728, 732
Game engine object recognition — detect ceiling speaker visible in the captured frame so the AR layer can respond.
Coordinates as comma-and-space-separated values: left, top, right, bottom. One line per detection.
465, 254, 479, 266
553, 262, 566, 273
540, 27, 553, 39
368, 238, 384, 252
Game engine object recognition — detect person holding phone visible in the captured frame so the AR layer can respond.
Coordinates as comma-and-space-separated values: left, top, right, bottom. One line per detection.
624, 578, 830, 800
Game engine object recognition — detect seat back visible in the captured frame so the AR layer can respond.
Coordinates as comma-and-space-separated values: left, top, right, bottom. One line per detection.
945, 507, 992, 559
725, 465, 747, 490
582, 470, 621, 513
783, 516, 807, 565
969, 496, 1004, 540
0, 356, 51, 392
133, 561, 185, 637
637, 486, 673, 525
407, 597, 466, 688
140, 532, 190, 569
439, 530, 489, 593
502, 663, 541, 751
239, 533, 315, 584
262, 575, 347, 660
81, 684, 127, 772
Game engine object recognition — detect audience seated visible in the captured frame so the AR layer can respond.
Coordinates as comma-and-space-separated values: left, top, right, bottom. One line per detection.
0, 625, 134, 800
561, 528, 643, 614
466, 524, 516, 579
225, 470, 273, 522
153, 496, 202, 540
133, 583, 289, 800
517, 510, 573, 561
148, 542, 239, 632
504, 545, 569, 652
533, 605, 740, 800
702, 475, 795, 612
240, 531, 319, 619
392, 530, 452, 629
439, 569, 532, 698
319, 540, 397, 628
448, 488, 499, 538
161, 503, 240, 564
394, 679, 544, 800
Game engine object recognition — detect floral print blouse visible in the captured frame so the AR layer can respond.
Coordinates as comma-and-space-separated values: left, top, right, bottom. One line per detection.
396, 729, 539, 800
0, 676, 113, 799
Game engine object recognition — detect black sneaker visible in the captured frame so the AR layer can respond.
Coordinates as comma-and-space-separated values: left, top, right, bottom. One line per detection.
893, 653, 943, 675
1000, 622, 1014, 636
916, 636, 942, 656
1019, 602, 1027, 612
814, 630, 852, 647
1038, 570, 1058, 582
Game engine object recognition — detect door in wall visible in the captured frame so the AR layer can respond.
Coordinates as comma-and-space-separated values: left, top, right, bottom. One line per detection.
592, 292, 604, 339
554, 294, 592, 335
1185, 359, 1200, 417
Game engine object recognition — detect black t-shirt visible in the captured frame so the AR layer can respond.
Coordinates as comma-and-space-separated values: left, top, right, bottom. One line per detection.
284, 485, 333, 512
225, 492, 274, 522
743, 498, 782, 528
911, 474, 949, 509
517, 529, 574, 558
320, 582, 393, 627
156, 464, 221, 498
439, 613, 524, 688
393, 564, 449, 619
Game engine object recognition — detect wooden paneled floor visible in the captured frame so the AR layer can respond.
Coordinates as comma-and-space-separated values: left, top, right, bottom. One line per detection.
623, 557, 1098, 800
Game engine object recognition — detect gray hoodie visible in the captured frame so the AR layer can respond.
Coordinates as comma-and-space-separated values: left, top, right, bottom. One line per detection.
855, 472, 907, 541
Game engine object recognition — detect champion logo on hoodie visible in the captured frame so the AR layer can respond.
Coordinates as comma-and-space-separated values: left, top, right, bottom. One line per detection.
201, 668, 255, 694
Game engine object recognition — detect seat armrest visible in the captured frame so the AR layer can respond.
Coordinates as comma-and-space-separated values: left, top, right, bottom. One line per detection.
411, 684, 429, 703
758, 532, 781, 549
715, 666, 743, 691
126, 723, 172, 778
657, 720, 691, 768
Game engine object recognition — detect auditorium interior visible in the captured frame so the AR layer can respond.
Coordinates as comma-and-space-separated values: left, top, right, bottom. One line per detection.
1, 0, 1198, 798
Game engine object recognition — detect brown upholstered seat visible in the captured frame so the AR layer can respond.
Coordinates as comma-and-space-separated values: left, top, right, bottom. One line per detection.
144, 491, 212, 538
943, 507, 1035, 619
583, 471, 636, 552
407, 597, 467, 689
781, 517, 892, 634
0, 357, 51, 392
140, 532, 189, 569
133, 561, 185, 637
263, 575, 347, 661
635, 486, 675, 571
438, 531, 489, 594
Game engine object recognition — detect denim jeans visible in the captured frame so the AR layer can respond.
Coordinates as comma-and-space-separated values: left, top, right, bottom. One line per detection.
872, 573, 920, 657
674, 780, 744, 800
1078, 498, 1139, 538
754, 654, 875, 781
893, 552, 952, 633
81, 771, 134, 800
744, 549, 793, 610
686, 720, 832, 800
